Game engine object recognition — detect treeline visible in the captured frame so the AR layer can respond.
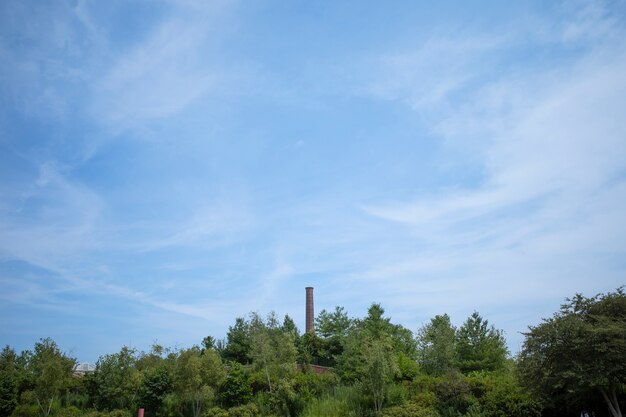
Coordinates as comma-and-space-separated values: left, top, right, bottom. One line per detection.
0, 288, 624, 417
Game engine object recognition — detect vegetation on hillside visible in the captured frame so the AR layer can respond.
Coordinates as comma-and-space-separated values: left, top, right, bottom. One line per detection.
1, 288, 624, 417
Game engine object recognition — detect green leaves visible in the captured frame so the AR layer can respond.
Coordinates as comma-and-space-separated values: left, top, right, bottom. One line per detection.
518, 288, 626, 416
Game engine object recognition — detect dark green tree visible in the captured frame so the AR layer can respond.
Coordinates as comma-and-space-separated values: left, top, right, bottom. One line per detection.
456, 312, 508, 373
138, 366, 171, 416
222, 317, 252, 364
0, 346, 20, 416
281, 315, 299, 339
519, 288, 626, 417
313, 306, 353, 366
218, 363, 252, 408
417, 314, 458, 375
316, 307, 352, 339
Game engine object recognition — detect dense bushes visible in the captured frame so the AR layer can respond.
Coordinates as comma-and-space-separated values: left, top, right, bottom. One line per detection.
5, 290, 621, 417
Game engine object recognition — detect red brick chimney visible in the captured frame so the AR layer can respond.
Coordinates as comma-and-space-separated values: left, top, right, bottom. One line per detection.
305, 287, 314, 334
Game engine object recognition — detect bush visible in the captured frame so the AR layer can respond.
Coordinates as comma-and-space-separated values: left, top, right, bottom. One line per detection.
381, 402, 440, 417
105, 410, 131, 417
9, 404, 39, 417
385, 383, 408, 407
203, 406, 229, 417
433, 373, 475, 414
228, 403, 260, 417
54, 406, 82, 417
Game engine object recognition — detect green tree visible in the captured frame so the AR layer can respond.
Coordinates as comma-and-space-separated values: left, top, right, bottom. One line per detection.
218, 363, 251, 408
281, 315, 300, 340
222, 318, 251, 364
417, 314, 458, 375
519, 288, 626, 417
173, 347, 224, 417
138, 366, 171, 416
29, 338, 75, 417
0, 346, 20, 416
316, 307, 352, 339
456, 312, 507, 373
89, 346, 141, 411
361, 338, 399, 413
249, 313, 297, 393
310, 306, 353, 366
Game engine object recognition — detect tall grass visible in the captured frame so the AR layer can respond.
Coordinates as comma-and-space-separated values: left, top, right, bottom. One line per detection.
299, 386, 365, 417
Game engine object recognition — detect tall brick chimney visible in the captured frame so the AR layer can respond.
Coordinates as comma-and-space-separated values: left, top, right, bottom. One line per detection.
305, 287, 314, 334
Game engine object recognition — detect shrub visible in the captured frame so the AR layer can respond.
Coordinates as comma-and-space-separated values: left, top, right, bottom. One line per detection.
228, 403, 260, 417
385, 383, 408, 407
381, 402, 440, 417
54, 406, 82, 417
203, 406, 229, 417
9, 404, 39, 417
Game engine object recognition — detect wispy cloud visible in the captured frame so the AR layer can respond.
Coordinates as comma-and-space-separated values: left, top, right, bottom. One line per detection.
92, 1, 239, 131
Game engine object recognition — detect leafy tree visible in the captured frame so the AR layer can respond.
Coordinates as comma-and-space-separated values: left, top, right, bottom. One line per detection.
221, 318, 251, 364
249, 313, 297, 393
361, 338, 399, 413
456, 312, 507, 373
138, 366, 171, 416
0, 346, 20, 416
29, 338, 76, 417
316, 307, 352, 339
88, 346, 141, 411
173, 347, 223, 417
312, 306, 353, 366
218, 363, 251, 408
281, 315, 299, 339
417, 314, 458, 375
519, 288, 626, 417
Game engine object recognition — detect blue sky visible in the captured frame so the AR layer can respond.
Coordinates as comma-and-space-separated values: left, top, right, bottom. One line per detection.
1, 0, 625, 362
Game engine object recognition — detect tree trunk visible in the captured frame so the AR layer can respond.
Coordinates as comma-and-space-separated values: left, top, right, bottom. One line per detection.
36, 395, 55, 417
600, 387, 622, 417
265, 366, 272, 392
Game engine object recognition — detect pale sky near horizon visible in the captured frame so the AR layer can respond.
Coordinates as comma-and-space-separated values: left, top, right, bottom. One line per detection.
1, 0, 625, 362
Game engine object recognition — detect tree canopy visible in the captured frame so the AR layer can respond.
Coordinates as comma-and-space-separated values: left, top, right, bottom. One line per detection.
519, 288, 626, 417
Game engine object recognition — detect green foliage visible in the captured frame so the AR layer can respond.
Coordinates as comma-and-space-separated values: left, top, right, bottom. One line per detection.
466, 372, 541, 417
0, 303, 551, 417
228, 403, 260, 417
360, 338, 399, 412
1, 346, 20, 417
433, 372, 475, 415
222, 318, 252, 364
29, 338, 76, 417
159, 393, 183, 417
202, 407, 228, 417
249, 312, 298, 396
417, 315, 458, 375
218, 363, 252, 408
380, 402, 440, 417
518, 288, 626, 417
53, 406, 82, 417
299, 386, 364, 417
138, 366, 171, 416
316, 307, 353, 339
88, 347, 141, 411
456, 312, 508, 374
385, 383, 408, 407
281, 315, 300, 340
293, 370, 338, 402
9, 404, 40, 417
395, 352, 420, 381
173, 348, 223, 417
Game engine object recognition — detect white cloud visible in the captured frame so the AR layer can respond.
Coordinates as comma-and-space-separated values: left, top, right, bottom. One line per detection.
93, 1, 236, 130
